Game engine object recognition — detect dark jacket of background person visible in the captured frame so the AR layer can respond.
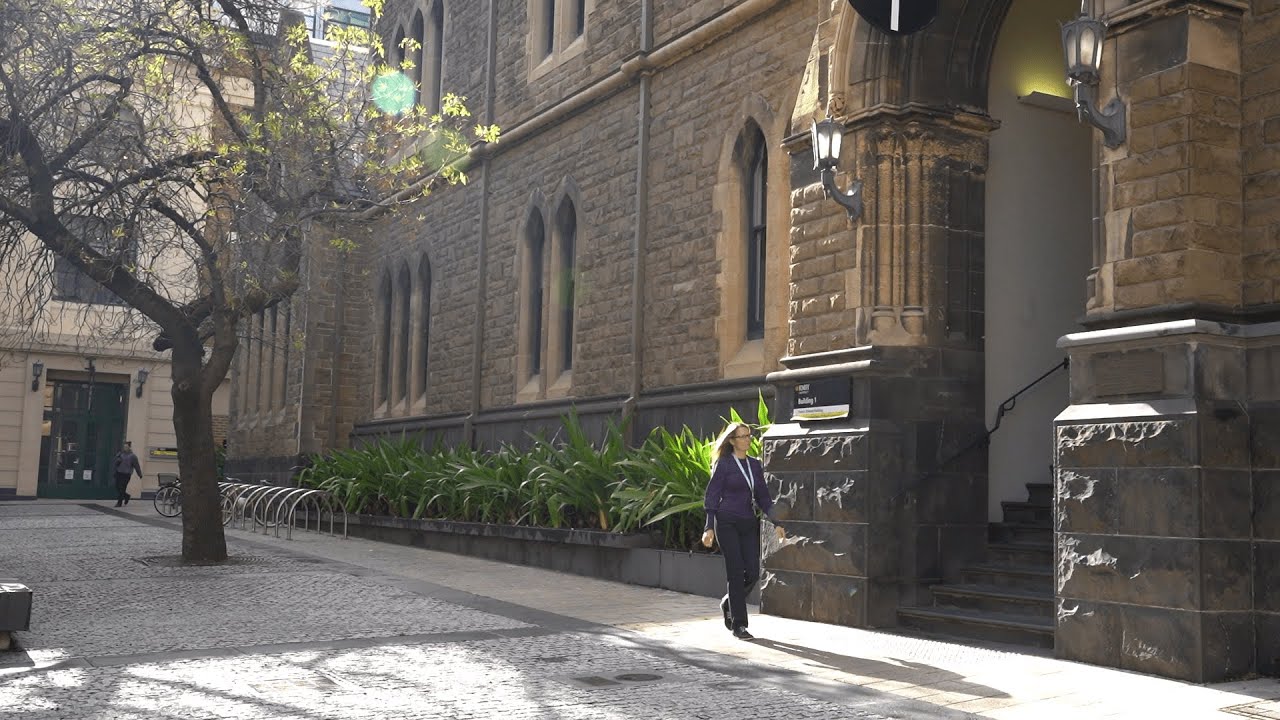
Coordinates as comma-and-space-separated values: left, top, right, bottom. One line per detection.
113, 449, 142, 478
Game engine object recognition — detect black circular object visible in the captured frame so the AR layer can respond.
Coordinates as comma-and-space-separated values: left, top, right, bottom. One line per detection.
848, 0, 939, 36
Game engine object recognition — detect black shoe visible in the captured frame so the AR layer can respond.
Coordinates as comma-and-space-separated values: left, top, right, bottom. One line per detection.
124, 494, 130, 505
733, 626, 753, 640
114, 502, 122, 507
720, 595, 731, 630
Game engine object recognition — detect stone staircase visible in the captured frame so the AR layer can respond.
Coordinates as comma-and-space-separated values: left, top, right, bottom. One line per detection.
897, 482, 1055, 649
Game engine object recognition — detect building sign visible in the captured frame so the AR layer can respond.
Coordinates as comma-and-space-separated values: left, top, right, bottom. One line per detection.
792, 377, 851, 421
149, 447, 179, 460
848, 0, 939, 35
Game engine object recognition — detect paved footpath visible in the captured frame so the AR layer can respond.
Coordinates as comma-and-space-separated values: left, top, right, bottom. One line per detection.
1, 501, 1277, 719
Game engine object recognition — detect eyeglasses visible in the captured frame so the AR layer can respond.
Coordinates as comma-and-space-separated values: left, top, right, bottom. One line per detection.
730, 431, 753, 440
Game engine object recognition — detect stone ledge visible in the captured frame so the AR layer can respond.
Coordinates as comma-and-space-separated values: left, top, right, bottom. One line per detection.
338, 514, 746, 600
1060, 318, 1280, 349
1055, 398, 1197, 422
348, 514, 658, 549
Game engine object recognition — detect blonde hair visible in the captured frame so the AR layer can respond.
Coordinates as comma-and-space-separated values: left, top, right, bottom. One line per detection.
712, 421, 752, 460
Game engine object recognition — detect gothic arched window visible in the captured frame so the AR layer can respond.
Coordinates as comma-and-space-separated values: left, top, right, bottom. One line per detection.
742, 125, 767, 341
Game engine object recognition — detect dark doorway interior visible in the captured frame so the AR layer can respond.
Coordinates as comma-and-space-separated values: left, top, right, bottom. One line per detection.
37, 379, 127, 500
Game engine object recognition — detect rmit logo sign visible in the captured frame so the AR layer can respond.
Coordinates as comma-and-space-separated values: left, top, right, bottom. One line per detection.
848, 0, 939, 35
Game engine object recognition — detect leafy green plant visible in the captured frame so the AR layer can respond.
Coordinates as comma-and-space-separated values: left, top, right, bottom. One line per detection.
297, 393, 774, 549
613, 424, 714, 547
614, 392, 774, 548
451, 443, 542, 525
527, 411, 628, 530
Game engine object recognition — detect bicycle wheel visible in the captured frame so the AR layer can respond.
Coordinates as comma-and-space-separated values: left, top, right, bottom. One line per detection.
220, 494, 234, 526
153, 485, 182, 517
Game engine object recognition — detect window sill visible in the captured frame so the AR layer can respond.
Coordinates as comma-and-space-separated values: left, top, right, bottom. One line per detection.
515, 375, 542, 404
545, 369, 572, 400
723, 338, 764, 379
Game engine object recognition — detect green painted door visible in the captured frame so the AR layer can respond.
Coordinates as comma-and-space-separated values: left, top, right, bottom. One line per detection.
37, 381, 127, 500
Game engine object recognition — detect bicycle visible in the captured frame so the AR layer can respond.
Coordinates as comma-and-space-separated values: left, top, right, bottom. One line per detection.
153, 475, 182, 517
153, 475, 234, 526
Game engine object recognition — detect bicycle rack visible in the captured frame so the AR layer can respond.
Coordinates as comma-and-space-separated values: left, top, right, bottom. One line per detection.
214, 480, 348, 540
252, 487, 294, 534
265, 487, 309, 537
237, 485, 278, 530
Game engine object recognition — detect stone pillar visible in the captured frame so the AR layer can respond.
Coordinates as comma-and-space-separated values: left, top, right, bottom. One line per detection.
1092, 0, 1245, 317
1055, 320, 1275, 682
761, 345, 988, 627
1252, 331, 1280, 678
853, 115, 992, 348
1048, 0, 1280, 683
762, 110, 993, 627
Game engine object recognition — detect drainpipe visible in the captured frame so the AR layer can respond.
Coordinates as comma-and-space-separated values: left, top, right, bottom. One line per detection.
465, 0, 499, 448
623, 0, 654, 445
327, 237, 346, 451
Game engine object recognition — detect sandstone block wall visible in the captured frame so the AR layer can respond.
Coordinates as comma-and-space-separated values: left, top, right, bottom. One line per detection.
1243, 0, 1280, 306
482, 87, 639, 407
642, 1, 814, 388
491, 0, 643, 124
362, 1, 817, 425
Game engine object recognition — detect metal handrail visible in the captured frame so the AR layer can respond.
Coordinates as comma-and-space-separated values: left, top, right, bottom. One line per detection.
922, 357, 1069, 479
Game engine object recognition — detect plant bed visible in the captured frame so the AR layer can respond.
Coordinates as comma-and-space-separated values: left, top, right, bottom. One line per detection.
342, 513, 741, 600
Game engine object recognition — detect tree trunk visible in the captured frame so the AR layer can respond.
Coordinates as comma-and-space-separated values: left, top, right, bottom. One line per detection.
171, 345, 227, 563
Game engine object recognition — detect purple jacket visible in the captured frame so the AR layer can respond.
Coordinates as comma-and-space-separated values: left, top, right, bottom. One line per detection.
703, 454, 776, 530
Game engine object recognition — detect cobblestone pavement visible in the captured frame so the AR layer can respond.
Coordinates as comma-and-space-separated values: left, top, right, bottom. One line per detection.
0, 503, 969, 719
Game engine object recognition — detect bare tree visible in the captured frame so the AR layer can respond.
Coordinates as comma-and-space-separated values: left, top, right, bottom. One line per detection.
0, 0, 495, 561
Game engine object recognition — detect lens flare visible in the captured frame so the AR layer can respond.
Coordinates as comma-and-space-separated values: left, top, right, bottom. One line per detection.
372, 72, 416, 115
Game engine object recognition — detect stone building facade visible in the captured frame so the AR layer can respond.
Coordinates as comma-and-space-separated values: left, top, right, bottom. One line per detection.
228, 0, 1280, 683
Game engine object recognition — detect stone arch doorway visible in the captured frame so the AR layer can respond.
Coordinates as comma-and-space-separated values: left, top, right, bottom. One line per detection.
983, 0, 1092, 520
825, 0, 1094, 516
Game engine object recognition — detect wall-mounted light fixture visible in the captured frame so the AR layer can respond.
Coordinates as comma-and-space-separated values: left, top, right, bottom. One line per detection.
135, 368, 149, 398
810, 114, 864, 221
1061, 0, 1125, 148
31, 361, 43, 392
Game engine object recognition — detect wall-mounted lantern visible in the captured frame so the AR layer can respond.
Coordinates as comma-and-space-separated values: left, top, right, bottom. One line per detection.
135, 368, 149, 398
1061, 1, 1125, 148
810, 114, 864, 221
31, 361, 43, 392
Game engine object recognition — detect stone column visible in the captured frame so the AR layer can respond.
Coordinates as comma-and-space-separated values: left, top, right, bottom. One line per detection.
1050, 0, 1278, 683
1055, 320, 1273, 682
761, 345, 988, 627
1092, 0, 1245, 316
761, 109, 992, 628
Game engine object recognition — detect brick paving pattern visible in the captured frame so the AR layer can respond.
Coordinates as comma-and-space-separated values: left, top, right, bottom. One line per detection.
4, 635, 903, 720
0, 504, 962, 719
4, 501, 1279, 719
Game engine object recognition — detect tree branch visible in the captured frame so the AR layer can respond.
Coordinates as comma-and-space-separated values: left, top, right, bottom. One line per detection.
47, 78, 133, 172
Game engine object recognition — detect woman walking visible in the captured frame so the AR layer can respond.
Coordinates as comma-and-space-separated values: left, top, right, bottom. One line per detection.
701, 421, 784, 639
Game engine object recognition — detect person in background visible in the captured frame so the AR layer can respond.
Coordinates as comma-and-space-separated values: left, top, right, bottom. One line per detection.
701, 421, 785, 640
112, 441, 143, 507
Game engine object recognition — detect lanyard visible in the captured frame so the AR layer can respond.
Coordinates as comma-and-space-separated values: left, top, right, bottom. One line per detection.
732, 456, 754, 494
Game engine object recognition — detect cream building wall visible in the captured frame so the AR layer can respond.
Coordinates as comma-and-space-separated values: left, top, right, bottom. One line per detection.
984, 0, 1093, 519
0, 347, 230, 500
0, 48, 240, 500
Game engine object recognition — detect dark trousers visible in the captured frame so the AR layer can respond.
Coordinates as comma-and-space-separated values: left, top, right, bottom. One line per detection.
114, 473, 131, 504
716, 514, 761, 628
